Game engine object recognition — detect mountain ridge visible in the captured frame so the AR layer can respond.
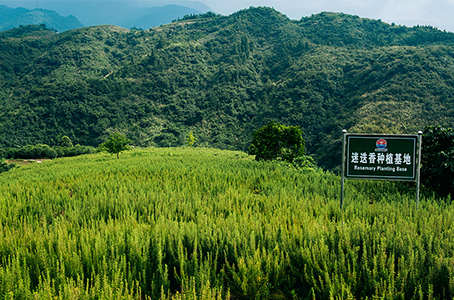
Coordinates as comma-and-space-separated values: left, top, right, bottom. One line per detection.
0, 7, 453, 170
0, 4, 83, 31
0, 1, 212, 30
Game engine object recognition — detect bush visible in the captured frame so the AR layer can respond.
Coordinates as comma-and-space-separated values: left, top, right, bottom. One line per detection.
13, 144, 58, 159
187, 131, 197, 147
3, 144, 95, 160
0, 159, 15, 173
54, 145, 95, 157
59, 136, 73, 148
2, 147, 17, 159
248, 120, 305, 163
69, 144, 95, 156
421, 125, 454, 198
39, 144, 58, 159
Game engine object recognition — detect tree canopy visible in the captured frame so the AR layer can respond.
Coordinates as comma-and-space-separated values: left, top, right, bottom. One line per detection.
99, 133, 131, 158
249, 120, 305, 163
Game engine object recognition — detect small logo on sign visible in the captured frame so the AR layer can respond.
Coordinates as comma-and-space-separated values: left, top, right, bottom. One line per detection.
376, 139, 387, 149
375, 139, 388, 152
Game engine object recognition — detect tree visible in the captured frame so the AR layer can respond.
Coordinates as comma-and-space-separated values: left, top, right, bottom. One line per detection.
60, 136, 73, 148
99, 133, 131, 159
421, 126, 454, 198
248, 120, 305, 163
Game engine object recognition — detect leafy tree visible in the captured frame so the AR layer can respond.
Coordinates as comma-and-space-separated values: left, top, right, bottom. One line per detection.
99, 133, 131, 159
421, 125, 454, 198
59, 136, 73, 148
248, 120, 305, 163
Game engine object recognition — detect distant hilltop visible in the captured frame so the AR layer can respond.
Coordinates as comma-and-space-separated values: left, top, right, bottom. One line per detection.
0, 5, 83, 32
0, 1, 213, 32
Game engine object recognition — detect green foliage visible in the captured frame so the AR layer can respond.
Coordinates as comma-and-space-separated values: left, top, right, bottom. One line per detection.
59, 135, 73, 148
186, 131, 197, 147
249, 120, 305, 163
174, 11, 222, 22
421, 125, 454, 198
0, 159, 15, 173
14, 144, 57, 159
0, 8, 454, 171
0, 24, 54, 38
0, 148, 453, 299
99, 133, 131, 158
281, 154, 318, 172
299, 12, 454, 47
2, 144, 94, 159
53, 144, 95, 157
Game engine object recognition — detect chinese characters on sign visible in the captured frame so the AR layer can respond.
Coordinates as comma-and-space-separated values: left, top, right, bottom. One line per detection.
350, 152, 412, 172
346, 135, 417, 180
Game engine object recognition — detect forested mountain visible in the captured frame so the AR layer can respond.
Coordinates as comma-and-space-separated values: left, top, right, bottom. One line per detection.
117, 5, 202, 30
1, 8, 454, 170
0, 4, 82, 31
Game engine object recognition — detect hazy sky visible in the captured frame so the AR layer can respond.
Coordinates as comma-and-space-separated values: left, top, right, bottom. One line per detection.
201, 0, 454, 32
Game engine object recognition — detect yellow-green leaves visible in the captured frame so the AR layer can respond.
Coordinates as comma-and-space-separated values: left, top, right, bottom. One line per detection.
99, 133, 131, 159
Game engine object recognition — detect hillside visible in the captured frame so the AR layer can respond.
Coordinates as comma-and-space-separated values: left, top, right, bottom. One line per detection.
0, 4, 83, 31
1, 8, 454, 170
0, 148, 453, 299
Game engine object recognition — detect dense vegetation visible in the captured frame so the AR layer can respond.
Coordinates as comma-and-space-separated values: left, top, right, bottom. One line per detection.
0, 143, 94, 159
421, 126, 454, 198
0, 159, 14, 174
249, 120, 306, 163
0, 148, 453, 299
1, 8, 454, 170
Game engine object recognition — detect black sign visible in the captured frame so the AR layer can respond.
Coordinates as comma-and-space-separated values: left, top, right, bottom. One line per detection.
345, 134, 417, 181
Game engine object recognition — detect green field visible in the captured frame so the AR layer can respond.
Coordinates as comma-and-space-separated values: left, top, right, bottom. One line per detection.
0, 148, 453, 299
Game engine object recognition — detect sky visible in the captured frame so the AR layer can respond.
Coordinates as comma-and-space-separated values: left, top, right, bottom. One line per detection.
201, 0, 454, 32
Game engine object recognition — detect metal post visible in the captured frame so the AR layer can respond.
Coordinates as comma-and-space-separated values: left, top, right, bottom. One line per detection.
416, 131, 423, 208
340, 129, 347, 209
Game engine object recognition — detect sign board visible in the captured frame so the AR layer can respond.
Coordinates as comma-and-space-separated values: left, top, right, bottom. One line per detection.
346, 134, 417, 181
340, 131, 422, 208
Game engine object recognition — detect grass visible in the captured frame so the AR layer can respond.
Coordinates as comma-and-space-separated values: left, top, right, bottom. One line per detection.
0, 147, 453, 299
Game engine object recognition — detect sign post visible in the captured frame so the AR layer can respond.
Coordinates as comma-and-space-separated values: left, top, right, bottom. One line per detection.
340, 129, 347, 209
340, 131, 422, 208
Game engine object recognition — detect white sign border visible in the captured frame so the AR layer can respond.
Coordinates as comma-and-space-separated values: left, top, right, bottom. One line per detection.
345, 135, 417, 181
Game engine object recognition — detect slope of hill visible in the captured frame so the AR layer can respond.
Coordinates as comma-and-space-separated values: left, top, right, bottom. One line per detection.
0, 148, 453, 299
0, 4, 29, 23
0, 4, 83, 31
1, 7, 454, 170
